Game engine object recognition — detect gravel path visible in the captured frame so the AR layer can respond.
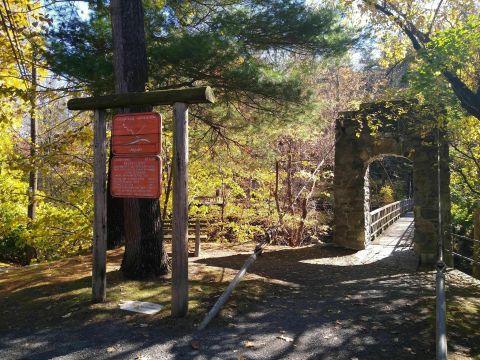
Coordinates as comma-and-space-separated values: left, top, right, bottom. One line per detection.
187, 214, 433, 360
1, 215, 479, 359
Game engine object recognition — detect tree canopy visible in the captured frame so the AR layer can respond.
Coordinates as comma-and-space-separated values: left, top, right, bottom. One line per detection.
47, 1, 356, 106
347, 0, 480, 119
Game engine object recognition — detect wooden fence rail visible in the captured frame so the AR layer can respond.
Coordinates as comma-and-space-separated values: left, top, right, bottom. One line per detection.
163, 219, 207, 257
447, 208, 480, 278
369, 198, 413, 241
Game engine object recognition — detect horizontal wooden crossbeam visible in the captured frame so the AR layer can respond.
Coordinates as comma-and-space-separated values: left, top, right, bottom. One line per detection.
67, 86, 215, 110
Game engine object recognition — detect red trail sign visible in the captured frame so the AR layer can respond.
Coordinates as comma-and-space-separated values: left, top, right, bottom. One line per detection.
110, 112, 162, 198
111, 156, 161, 198
112, 112, 162, 155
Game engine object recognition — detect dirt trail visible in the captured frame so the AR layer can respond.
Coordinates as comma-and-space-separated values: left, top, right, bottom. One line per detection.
1, 218, 479, 359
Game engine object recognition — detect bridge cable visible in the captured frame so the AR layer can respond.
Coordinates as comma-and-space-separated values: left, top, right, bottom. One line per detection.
436, 125, 448, 360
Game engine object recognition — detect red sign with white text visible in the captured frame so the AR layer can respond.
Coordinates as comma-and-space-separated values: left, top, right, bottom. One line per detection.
111, 156, 161, 198
112, 112, 162, 155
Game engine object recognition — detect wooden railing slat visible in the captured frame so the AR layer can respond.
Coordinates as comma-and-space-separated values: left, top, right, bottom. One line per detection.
369, 198, 413, 241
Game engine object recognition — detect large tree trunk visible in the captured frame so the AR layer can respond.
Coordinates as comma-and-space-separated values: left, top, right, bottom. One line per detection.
107, 144, 124, 250
110, 0, 169, 278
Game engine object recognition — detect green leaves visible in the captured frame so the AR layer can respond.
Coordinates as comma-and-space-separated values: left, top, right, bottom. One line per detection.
46, 4, 113, 94
407, 16, 480, 114
46, 0, 356, 106
214, 0, 354, 56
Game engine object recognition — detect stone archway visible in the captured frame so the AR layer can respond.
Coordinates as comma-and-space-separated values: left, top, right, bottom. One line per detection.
333, 101, 451, 264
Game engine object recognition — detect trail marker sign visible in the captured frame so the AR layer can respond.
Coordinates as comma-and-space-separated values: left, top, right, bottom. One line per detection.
67, 86, 215, 314
110, 112, 162, 199
111, 156, 161, 198
112, 112, 162, 155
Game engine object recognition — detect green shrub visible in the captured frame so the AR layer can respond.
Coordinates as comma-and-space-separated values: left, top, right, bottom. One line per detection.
0, 225, 28, 264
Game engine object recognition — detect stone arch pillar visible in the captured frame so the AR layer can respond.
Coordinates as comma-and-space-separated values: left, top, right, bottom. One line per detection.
333, 120, 371, 249
411, 132, 451, 264
332, 102, 451, 264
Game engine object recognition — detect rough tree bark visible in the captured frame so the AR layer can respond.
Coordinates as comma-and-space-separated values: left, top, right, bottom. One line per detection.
110, 0, 169, 278
107, 146, 124, 250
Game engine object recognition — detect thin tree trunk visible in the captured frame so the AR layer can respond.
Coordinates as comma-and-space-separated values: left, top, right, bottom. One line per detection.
111, 0, 168, 278
294, 198, 308, 246
26, 47, 38, 264
28, 49, 37, 221
286, 151, 294, 215
294, 161, 323, 246
274, 160, 284, 225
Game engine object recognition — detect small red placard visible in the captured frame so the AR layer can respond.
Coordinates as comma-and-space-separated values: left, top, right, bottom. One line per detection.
111, 156, 161, 198
112, 112, 162, 155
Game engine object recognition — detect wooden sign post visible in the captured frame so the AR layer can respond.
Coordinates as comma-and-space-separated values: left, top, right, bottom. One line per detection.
92, 109, 107, 302
67, 87, 215, 311
172, 102, 189, 317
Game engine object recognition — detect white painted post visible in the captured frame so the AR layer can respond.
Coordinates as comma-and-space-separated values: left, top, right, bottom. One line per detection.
172, 102, 189, 317
92, 109, 107, 303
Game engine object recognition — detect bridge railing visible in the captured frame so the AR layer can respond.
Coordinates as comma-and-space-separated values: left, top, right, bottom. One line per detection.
446, 229, 480, 278
369, 198, 413, 241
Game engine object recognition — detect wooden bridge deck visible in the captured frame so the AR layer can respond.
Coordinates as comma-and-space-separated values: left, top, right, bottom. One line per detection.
348, 212, 417, 268
372, 212, 414, 248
